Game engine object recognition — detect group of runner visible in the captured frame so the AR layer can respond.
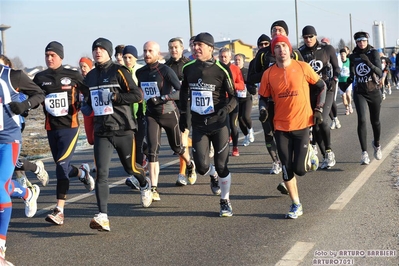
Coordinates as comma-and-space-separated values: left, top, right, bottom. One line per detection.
0, 18, 388, 265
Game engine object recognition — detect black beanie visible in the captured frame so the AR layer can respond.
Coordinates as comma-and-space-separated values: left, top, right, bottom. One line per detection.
257, 34, 271, 45
302, 25, 317, 36
123, 45, 139, 59
92, 38, 113, 58
45, 41, 64, 59
270, 20, 289, 35
194, 32, 214, 47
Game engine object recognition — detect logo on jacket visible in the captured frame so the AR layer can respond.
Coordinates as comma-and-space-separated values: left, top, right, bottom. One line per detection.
309, 59, 324, 73
103, 78, 109, 83
42, 81, 52, 86
355, 63, 370, 77
61, 77, 72, 90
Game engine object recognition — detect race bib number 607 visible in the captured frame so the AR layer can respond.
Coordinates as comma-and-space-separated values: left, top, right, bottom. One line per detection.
191, 90, 214, 115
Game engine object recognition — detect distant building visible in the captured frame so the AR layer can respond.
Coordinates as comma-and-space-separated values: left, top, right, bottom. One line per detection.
214, 39, 255, 61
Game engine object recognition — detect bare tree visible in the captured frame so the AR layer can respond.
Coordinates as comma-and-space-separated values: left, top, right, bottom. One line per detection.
10, 56, 24, 70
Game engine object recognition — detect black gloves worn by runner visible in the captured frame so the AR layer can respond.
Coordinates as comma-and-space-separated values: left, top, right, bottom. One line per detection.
217, 107, 229, 123
313, 108, 323, 125
259, 108, 268, 123
9, 100, 32, 115
150, 96, 165, 105
359, 54, 373, 67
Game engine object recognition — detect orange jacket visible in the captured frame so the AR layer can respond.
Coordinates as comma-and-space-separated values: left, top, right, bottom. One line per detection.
229, 64, 245, 91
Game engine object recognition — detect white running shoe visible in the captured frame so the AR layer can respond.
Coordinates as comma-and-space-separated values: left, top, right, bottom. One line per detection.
382, 92, 386, 100
372, 141, 382, 160
330, 120, 336, 129
334, 118, 341, 129
25, 184, 40, 218
33, 160, 49, 186
326, 150, 336, 168
388, 87, 392, 95
140, 177, 152, 207
242, 135, 250, 147
361, 151, 370, 165
79, 163, 95, 191
90, 213, 110, 231
249, 128, 255, 143
176, 173, 188, 186
270, 162, 282, 174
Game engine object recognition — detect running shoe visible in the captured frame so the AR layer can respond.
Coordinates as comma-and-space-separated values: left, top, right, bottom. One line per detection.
382, 92, 386, 100
361, 151, 370, 165
140, 177, 152, 207
270, 161, 282, 174
330, 119, 336, 129
286, 203, 303, 219
320, 158, 329, 170
210, 174, 221, 195
176, 173, 188, 186
187, 160, 197, 185
219, 199, 233, 217
388, 87, 392, 95
0, 247, 14, 266
45, 208, 64, 225
151, 187, 160, 202
249, 128, 255, 142
25, 184, 40, 218
90, 213, 110, 231
15, 174, 31, 188
231, 146, 239, 157
242, 135, 250, 147
79, 163, 95, 191
33, 160, 49, 186
334, 118, 341, 129
372, 141, 382, 160
277, 182, 289, 195
125, 176, 140, 190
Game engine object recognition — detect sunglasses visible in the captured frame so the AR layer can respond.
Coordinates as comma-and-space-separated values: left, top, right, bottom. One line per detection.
259, 42, 270, 47
303, 35, 314, 39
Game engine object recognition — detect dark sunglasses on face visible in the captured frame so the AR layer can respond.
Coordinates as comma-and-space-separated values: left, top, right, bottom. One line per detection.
303, 35, 314, 39
259, 42, 270, 47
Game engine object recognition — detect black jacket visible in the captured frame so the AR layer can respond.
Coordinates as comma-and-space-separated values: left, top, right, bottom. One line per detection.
84, 60, 143, 136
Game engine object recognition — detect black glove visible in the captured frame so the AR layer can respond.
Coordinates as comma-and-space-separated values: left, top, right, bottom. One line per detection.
179, 113, 188, 132
9, 100, 31, 115
217, 107, 228, 123
247, 84, 257, 95
359, 54, 372, 67
21, 110, 29, 118
313, 108, 323, 125
149, 96, 165, 106
259, 108, 268, 123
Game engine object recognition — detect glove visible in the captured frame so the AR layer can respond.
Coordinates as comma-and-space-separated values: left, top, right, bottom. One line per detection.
217, 107, 228, 123
179, 113, 188, 132
9, 100, 31, 115
149, 96, 166, 106
359, 54, 372, 67
259, 108, 268, 123
98, 89, 114, 104
80, 100, 93, 116
21, 110, 29, 118
313, 108, 323, 125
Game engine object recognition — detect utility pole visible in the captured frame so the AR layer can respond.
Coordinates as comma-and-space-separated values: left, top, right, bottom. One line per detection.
349, 14, 353, 51
188, 0, 194, 37
295, 0, 299, 48
0, 24, 11, 55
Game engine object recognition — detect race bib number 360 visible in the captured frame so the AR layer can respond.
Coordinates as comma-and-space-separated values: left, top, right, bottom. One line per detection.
141, 82, 160, 101
191, 90, 214, 115
45, 92, 69, 117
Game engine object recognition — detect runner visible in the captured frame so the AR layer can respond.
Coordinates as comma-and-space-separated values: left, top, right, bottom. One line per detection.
298, 25, 340, 170
114, 44, 125, 65
337, 49, 353, 115
136, 41, 196, 202
180, 32, 237, 217
348, 31, 383, 165
33, 41, 95, 226
82, 37, 152, 231
258, 35, 326, 219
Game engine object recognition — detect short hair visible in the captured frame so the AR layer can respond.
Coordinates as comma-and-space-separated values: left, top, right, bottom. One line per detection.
339, 49, 347, 54
235, 53, 245, 62
219, 47, 231, 55
168, 37, 184, 46
0, 54, 12, 68
189, 36, 196, 42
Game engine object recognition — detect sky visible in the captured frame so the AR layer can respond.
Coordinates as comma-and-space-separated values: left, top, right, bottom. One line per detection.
1, 0, 398, 68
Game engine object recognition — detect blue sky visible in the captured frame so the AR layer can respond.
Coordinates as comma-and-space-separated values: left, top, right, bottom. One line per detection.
1, 0, 398, 68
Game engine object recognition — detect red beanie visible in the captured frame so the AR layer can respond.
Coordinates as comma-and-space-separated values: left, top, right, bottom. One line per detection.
271, 35, 292, 55
79, 57, 93, 69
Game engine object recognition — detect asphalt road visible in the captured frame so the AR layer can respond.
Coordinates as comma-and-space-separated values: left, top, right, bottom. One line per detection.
6, 89, 399, 266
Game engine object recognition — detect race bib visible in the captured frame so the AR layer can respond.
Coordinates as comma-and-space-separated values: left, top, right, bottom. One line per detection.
0, 97, 3, 131
236, 86, 248, 98
45, 92, 69, 117
191, 90, 214, 115
141, 82, 160, 101
90, 88, 114, 116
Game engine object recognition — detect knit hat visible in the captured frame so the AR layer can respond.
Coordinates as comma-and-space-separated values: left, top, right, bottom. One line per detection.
257, 34, 271, 45
123, 45, 139, 59
321, 38, 330, 45
271, 35, 292, 55
270, 20, 289, 35
194, 32, 214, 47
79, 57, 93, 69
302, 25, 317, 36
92, 38, 113, 58
354, 31, 369, 42
45, 41, 64, 59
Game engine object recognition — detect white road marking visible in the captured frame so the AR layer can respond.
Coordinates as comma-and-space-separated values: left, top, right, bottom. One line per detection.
275, 241, 315, 266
